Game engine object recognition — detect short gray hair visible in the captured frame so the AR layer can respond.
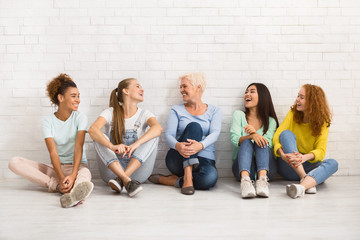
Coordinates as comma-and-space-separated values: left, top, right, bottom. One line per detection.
179, 72, 207, 94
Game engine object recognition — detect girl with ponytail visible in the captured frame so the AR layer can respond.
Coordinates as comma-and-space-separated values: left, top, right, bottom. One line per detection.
9, 73, 94, 208
88, 78, 162, 197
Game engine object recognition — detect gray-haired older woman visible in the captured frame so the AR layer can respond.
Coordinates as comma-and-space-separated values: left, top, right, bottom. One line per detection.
149, 73, 222, 195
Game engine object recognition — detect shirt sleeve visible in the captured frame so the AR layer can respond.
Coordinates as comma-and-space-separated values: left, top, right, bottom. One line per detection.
230, 111, 245, 148
143, 109, 155, 125
42, 117, 53, 139
99, 108, 112, 124
263, 117, 277, 149
273, 110, 293, 157
165, 107, 179, 149
200, 106, 222, 149
77, 112, 88, 131
309, 125, 329, 162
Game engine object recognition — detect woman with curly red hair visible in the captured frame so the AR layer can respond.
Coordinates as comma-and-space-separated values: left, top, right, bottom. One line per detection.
273, 84, 338, 199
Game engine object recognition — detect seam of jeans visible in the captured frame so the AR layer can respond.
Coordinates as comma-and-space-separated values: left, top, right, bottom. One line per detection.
131, 154, 144, 164
106, 159, 119, 167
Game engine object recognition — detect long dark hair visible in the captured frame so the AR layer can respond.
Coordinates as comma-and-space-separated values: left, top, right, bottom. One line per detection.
109, 78, 135, 145
245, 83, 279, 135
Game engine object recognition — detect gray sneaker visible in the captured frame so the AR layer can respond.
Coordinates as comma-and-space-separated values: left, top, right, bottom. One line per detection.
60, 181, 94, 208
108, 177, 123, 193
255, 176, 269, 197
240, 176, 256, 198
125, 180, 143, 197
286, 184, 305, 199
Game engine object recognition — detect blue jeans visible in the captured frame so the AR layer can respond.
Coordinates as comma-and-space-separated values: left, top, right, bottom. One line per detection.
277, 130, 338, 185
165, 122, 218, 189
232, 139, 277, 181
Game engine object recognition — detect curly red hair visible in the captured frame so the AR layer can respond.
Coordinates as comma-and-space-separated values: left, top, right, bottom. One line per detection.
291, 84, 332, 136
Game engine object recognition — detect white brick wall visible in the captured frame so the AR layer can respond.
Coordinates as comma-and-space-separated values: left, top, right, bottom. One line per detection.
1, 0, 360, 179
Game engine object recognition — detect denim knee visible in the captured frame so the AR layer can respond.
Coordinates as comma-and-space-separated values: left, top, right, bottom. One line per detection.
184, 122, 203, 138
196, 167, 218, 189
326, 158, 339, 172
241, 139, 253, 147
279, 130, 295, 144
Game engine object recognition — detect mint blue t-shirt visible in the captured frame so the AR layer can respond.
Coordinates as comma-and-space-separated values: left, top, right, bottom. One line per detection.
42, 111, 88, 164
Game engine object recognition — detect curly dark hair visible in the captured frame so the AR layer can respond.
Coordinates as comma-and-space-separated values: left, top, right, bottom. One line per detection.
46, 73, 77, 105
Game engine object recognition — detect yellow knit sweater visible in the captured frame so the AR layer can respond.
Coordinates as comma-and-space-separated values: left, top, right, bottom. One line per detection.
273, 110, 329, 163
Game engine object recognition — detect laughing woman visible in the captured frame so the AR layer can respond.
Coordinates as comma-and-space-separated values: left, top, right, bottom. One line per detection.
273, 84, 338, 199
88, 78, 162, 197
8, 74, 94, 208
148, 73, 222, 195
230, 83, 279, 198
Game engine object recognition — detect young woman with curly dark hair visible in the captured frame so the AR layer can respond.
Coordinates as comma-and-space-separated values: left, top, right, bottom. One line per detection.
273, 84, 338, 199
9, 74, 94, 208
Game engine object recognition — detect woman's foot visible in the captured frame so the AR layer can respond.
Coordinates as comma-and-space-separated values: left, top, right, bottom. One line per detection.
286, 184, 305, 199
240, 176, 256, 198
182, 166, 194, 195
181, 186, 195, 195
60, 181, 94, 208
255, 175, 269, 197
148, 174, 174, 184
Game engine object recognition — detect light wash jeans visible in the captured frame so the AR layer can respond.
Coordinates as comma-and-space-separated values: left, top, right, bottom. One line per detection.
94, 132, 159, 184
277, 130, 338, 185
232, 139, 277, 181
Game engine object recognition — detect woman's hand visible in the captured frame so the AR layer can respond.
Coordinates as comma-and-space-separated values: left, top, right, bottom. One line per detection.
281, 151, 303, 168
186, 139, 204, 155
175, 142, 192, 158
175, 140, 203, 158
58, 174, 75, 193
250, 133, 269, 148
126, 141, 141, 158
110, 144, 129, 157
244, 125, 256, 135
287, 151, 303, 168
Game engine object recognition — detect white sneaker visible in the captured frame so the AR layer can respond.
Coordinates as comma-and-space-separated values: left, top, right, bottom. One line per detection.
286, 184, 305, 199
60, 181, 94, 208
305, 186, 317, 194
300, 177, 317, 194
240, 176, 256, 198
256, 176, 269, 197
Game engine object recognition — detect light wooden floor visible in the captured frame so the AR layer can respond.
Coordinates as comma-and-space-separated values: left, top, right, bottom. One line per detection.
0, 176, 359, 240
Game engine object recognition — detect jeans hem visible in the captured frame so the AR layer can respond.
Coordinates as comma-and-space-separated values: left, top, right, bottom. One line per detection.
183, 158, 199, 168
131, 154, 144, 164
106, 159, 119, 167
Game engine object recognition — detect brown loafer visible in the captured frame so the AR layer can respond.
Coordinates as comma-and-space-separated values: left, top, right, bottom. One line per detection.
148, 174, 167, 184
181, 186, 195, 195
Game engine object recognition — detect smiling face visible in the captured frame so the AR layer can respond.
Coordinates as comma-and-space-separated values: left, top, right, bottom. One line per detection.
296, 87, 306, 112
58, 87, 80, 111
180, 78, 198, 102
123, 79, 144, 103
244, 85, 259, 109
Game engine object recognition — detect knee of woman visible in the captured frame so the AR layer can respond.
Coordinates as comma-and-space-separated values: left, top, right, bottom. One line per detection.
240, 139, 253, 149
8, 157, 22, 171
186, 122, 202, 134
279, 130, 295, 142
326, 159, 338, 171
200, 169, 218, 189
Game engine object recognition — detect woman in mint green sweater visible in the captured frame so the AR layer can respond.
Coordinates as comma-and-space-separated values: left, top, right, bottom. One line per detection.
230, 83, 279, 198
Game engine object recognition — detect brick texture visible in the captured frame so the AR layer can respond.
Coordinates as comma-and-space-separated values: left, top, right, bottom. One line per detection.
1, 0, 360, 179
